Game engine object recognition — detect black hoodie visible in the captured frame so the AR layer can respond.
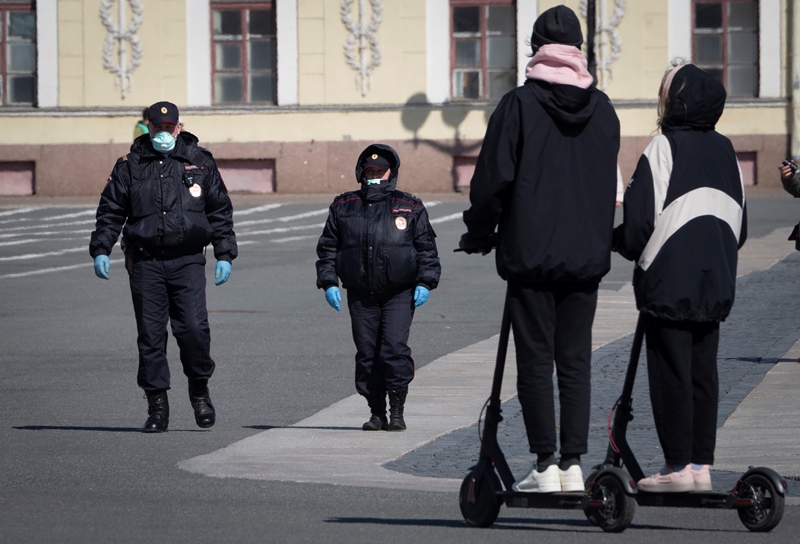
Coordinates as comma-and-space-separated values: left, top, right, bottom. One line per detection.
613, 64, 747, 322
315, 144, 441, 296
464, 77, 620, 284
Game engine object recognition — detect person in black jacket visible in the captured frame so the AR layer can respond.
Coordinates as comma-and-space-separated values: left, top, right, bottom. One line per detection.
460, 5, 620, 493
89, 101, 237, 433
613, 63, 747, 492
316, 144, 441, 431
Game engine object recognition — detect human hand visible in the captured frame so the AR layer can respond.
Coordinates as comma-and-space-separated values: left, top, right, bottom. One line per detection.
94, 255, 110, 280
215, 260, 231, 286
414, 286, 430, 307
780, 160, 798, 180
325, 286, 341, 311
458, 232, 494, 255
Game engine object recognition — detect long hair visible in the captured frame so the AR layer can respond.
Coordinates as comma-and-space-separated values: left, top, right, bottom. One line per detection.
656, 58, 689, 132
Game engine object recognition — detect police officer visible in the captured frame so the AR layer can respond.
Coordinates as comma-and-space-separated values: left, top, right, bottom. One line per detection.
316, 144, 441, 431
90, 101, 237, 433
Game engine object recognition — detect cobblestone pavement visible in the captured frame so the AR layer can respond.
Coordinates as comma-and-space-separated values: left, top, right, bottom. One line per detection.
386, 252, 800, 496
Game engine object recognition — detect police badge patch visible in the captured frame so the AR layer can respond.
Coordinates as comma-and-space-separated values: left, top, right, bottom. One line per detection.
189, 184, 202, 197
395, 216, 407, 230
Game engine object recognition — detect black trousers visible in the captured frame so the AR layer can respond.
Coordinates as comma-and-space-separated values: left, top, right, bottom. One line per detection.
347, 288, 415, 398
129, 253, 215, 393
508, 281, 598, 456
644, 315, 720, 466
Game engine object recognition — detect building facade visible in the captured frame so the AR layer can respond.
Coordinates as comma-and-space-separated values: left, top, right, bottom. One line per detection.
0, 0, 795, 196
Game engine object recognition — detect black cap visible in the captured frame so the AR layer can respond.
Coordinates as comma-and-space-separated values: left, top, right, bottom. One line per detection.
147, 101, 180, 125
362, 152, 391, 170
532, 5, 583, 49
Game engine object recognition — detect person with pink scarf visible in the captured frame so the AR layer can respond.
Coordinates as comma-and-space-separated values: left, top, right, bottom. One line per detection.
460, 5, 620, 493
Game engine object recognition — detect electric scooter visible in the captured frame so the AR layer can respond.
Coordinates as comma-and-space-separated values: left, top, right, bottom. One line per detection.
583, 314, 787, 532
458, 290, 634, 528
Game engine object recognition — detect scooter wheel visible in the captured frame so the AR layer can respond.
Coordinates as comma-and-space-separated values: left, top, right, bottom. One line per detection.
737, 473, 785, 532
459, 468, 502, 528
584, 473, 635, 533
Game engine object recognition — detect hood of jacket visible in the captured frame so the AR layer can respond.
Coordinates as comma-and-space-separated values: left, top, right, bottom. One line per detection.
355, 143, 400, 199
527, 78, 601, 127
661, 64, 726, 132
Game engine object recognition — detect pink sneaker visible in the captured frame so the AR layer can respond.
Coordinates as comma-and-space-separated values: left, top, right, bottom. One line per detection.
692, 464, 712, 491
637, 464, 695, 492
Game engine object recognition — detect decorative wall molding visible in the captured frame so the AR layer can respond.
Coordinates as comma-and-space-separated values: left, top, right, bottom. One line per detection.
100, 0, 144, 100
340, 0, 383, 97
581, 0, 625, 90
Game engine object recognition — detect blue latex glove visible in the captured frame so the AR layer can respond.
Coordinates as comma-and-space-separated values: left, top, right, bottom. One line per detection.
215, 260, 231, 286
94, 255, 110, 280
414, 285, 430, 307
325, 286, 341, 311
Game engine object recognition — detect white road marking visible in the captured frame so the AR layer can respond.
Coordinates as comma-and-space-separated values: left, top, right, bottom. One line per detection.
0, 207, 36, 217
233, 204, 283, 217
235, 209, 329, 227
430, 212, 462, 224
0, 258, 124, 280
0, 247, 85, 261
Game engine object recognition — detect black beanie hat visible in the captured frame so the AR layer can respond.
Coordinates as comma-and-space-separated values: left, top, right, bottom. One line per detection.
532, 5, 583, 49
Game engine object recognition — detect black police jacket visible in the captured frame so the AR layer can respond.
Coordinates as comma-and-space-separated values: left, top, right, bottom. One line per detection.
89, 132, 237, 262
316, 145, 440, 296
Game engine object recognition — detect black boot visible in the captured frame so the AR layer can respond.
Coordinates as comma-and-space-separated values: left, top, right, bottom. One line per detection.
362, 395, 388, 431
388, 388, 408, 431
143, 390, 169, 433
189, 381, 216, 429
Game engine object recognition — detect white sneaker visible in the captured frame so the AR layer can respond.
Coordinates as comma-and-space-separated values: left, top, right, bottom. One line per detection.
512, 464, 562, 493
560, 465, 584, 492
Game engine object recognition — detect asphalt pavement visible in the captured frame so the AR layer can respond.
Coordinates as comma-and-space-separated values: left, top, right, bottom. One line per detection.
1, 190, 800, 543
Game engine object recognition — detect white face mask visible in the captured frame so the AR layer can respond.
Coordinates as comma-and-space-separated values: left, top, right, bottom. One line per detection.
365, 179, 383, 185
151, 131, 176, 153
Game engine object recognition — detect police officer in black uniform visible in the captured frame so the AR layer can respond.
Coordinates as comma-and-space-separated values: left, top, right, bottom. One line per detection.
90, 101, 237, 433
316, 144, 441, 431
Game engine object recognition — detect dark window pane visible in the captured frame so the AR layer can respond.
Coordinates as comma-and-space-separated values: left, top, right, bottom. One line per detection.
488, 70, 516, 100
695, 3, 722, 29
8, 12, 35, 40
250, 73, 275, 102
453, 7, 480, 34
453, 70, 480, 99
9, 75, 34, 104
695, 35, 722, 63
250, 41, 275, 70
9, 43, 36, 72
216, 43, 241, 70
455, 40, 480, 67
729, 33, 757, 63
729, 1, 757, 31
249, 9, 275, 36
487, 6, 514, 34
215, 74, 243, 103
487, 37, 515, 68
214, 10, 242, 37
728, 65, 757, 96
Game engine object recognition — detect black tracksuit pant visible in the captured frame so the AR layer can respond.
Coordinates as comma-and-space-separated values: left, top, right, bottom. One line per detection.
643, 315, 720, 466
129, 252, 215, 392
508, 281, 598, 456
347, 288, 415, 398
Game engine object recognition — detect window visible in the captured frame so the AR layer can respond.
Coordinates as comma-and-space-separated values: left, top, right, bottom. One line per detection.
0, 6, 36, 106
693, 0, 758, 97
451, 0, 516, 101
211, 2, 276, 104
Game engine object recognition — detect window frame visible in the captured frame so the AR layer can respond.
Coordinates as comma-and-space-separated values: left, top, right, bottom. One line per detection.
210, 1, 276, 105
691, 0, 759, 97
450, 0, 516, 102
0, 4, 36, 107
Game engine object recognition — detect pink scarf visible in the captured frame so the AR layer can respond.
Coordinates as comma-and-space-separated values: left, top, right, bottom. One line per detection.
525, 44, 593, 89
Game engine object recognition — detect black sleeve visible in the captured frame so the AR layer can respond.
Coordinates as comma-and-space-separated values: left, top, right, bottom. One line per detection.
413, 206, 441, 290
738, 200, 748, 249
614, 153, 656, 262
315, 205, 340, 290
89, 160, 130, 258
462, 92, 520, 241
204, 157, 238, 262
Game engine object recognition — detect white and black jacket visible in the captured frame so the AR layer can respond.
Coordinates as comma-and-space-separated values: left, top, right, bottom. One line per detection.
613, 64, 747, 322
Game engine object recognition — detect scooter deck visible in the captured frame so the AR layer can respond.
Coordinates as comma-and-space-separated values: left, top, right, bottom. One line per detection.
500, 491, 588, 509
635, 489, 762, 509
